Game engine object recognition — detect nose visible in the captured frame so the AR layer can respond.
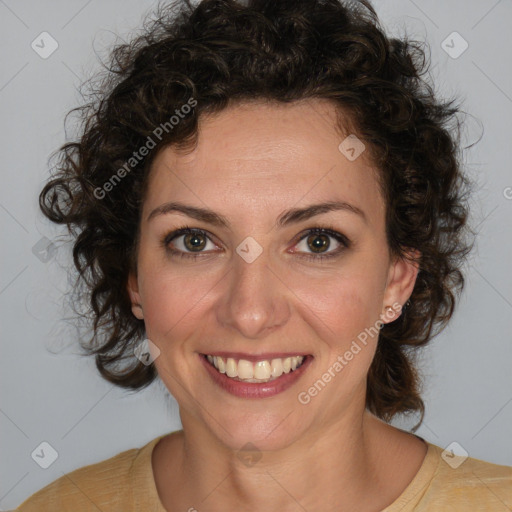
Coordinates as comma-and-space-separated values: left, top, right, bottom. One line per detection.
215, 251, 291, 339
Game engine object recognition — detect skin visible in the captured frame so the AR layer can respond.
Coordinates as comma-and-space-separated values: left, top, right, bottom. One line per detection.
127, 99, 427, 511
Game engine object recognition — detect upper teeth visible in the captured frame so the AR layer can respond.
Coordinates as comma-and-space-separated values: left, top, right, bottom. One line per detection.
206, 355, 305, 382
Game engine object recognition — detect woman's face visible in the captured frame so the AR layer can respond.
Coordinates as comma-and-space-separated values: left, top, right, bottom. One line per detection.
128, 99, 418, 451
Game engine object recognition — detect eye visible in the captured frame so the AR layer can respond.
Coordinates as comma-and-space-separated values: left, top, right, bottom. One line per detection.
291, 227, 349, 261
163, 227, 218, 259
162, 225, 350, 262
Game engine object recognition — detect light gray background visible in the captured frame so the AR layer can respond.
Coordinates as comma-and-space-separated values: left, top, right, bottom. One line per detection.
1, 0, 511, 509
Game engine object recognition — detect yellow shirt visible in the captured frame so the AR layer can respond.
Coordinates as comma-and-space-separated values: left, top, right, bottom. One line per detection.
15, 433, 512, 511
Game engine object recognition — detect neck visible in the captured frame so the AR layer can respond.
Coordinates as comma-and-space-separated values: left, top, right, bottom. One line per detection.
153, 409, 421, 512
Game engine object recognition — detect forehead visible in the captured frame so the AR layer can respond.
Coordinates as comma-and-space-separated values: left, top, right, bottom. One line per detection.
144, 99, 384, 227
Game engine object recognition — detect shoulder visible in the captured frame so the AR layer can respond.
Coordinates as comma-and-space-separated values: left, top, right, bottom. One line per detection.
15, 434, 167, 512
415, 443, 512, 510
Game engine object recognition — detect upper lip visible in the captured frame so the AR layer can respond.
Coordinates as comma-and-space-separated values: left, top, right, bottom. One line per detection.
202, 352, 311, 362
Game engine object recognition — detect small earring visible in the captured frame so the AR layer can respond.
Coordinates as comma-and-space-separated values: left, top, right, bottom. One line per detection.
381, 305, 394, 319
384, 304, 398, 320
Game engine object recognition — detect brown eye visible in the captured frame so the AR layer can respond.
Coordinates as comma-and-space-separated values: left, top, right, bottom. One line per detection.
292, 227, 350, 261
183, 232, 207, 251
164, 228, 217, 259
306, 233, 331, 253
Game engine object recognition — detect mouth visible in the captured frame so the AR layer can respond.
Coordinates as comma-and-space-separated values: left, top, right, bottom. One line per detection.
200, 353, 313, 398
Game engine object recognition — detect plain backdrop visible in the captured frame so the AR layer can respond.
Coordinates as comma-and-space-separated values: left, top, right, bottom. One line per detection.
1, 0, 511, 509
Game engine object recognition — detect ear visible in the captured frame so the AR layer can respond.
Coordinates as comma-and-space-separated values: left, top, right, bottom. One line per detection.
380, 249, 420, 324
127, 271, 144, 320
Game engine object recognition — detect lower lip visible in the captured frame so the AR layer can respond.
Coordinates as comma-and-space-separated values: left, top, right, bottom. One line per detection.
200, 354, 313, 399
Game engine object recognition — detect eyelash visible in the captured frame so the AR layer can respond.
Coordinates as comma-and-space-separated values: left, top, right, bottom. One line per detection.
162, 225, 350, 262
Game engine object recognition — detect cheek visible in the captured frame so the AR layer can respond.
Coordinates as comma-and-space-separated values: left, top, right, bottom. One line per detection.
146, 280, 209, 333
138, 269, 215, 391
293, 264, 385, 347
287, 268, 385, 411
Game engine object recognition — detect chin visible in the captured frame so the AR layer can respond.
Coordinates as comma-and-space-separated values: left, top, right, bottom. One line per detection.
208, 413, 307, 454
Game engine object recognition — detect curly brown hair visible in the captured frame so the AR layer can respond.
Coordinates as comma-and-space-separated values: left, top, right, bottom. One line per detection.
40, 0, 474, 427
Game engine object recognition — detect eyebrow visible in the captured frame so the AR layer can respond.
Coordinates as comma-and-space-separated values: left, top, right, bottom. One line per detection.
147, 200, 367, 227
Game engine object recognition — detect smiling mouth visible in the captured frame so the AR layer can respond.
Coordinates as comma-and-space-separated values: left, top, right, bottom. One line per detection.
203, 354, 308, 383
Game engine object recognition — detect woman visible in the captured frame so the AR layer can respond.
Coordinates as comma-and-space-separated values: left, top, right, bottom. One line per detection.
16, 0, 512, 510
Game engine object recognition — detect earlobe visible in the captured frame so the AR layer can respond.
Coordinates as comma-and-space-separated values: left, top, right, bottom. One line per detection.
381, 249, 420, 324
127, 272, 144, 320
